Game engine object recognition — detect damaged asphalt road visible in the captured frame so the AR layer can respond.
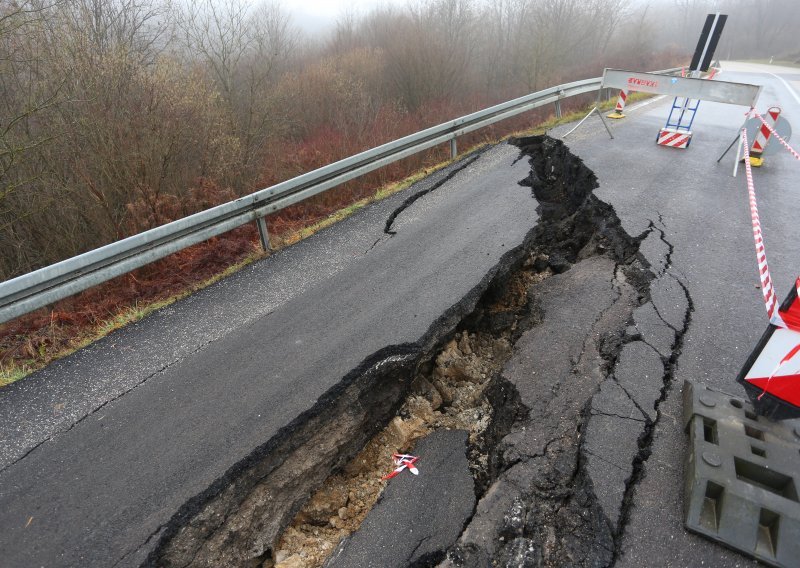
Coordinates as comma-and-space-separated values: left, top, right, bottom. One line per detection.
439, 136, 692, 568
0, 143, 539, 567
538, 62, 800, 567
2, 62, 797, 568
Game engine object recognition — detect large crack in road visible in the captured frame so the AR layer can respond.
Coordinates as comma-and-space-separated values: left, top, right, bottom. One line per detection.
442, 138, 694, 568
146, 136, 692, 568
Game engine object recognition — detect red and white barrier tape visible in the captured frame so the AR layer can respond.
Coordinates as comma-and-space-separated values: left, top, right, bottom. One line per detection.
381, 453, 419, 480
741, 127, 786, 328
753, 111, 800, 161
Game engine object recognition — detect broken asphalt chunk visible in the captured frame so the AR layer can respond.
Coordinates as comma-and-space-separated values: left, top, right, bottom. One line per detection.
326, 429, 474, 568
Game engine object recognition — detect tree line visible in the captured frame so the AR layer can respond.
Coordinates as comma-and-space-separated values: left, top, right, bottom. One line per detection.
1, 0, 795, 282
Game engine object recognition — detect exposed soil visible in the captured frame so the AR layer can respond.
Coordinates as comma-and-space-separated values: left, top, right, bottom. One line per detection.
149, 145, 546, 568
272, 269, 547, 568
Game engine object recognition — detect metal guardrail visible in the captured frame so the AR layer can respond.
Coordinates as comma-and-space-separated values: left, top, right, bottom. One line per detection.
0, 68, 680, 324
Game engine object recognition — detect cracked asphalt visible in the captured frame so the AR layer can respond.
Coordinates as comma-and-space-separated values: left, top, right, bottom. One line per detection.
548, 61, 800, 566
0, 144, 538, 567
327, 429, 475, 568
2, 60, 799, 568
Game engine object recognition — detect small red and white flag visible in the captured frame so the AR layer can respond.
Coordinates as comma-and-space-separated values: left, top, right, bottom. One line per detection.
381, 454, 420, 480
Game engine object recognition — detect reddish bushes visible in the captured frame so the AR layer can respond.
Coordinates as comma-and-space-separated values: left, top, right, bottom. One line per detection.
0, 93, 542, 373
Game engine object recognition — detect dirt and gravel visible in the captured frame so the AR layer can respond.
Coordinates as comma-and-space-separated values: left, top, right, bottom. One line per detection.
270, 254, 550, 567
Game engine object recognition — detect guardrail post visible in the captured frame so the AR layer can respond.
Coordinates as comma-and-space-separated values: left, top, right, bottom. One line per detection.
450, 138, 458, 160
256, 217, 272, 251
555, 89, 565, 119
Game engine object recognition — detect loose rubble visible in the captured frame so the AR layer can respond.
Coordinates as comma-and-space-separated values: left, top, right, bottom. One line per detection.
273, 272, 546, 568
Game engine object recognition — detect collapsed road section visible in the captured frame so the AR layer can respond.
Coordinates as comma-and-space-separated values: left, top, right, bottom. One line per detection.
443, 139, 693, 567
0, 135, 699, 568
151, 136, 693, 568
0, 142, 538, 567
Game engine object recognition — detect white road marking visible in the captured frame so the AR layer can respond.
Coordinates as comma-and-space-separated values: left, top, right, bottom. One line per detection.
768, 72, 800, 105
627, 95, 666, 112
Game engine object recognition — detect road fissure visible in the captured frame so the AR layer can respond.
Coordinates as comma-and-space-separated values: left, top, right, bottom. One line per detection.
150, 136, 686, 568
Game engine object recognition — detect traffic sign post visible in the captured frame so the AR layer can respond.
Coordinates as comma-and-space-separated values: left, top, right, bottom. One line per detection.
690, 13, 728, 74
658, 12, 727, 148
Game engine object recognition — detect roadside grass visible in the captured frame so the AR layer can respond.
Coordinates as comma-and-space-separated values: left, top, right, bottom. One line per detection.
0, 253, 267, 387
0, 92, 662, 388
0, 160, 459, 387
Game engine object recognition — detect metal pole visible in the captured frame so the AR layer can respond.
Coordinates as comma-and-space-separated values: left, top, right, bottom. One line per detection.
595, 107, 615, 140
256, 217, 272, 251
717, 134, 741, 163
732, 131, 743, 177
555, 100, 562, 119
450, 138, 458, 160
564, 89, 614, 139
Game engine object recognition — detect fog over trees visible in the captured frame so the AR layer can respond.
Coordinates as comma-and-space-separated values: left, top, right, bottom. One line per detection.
1, 0, 797, 280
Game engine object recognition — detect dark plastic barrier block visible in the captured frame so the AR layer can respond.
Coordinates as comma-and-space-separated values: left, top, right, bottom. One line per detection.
683, 380, 800, 567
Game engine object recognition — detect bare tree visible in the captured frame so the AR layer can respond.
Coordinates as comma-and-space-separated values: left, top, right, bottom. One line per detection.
178, 0, 296, 187
381, 0, 476, 110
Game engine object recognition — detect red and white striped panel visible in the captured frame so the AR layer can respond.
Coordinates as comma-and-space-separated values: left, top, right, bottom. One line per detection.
657, 128, 691, 149
751, 107, 781, 155
614, 89, 628, 112
754, 110, 800, 161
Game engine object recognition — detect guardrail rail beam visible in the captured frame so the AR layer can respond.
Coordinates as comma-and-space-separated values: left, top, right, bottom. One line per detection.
0, 67, 682, 324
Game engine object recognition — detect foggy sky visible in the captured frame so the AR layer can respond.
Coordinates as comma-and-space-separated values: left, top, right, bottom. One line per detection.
288, 0, 407, 33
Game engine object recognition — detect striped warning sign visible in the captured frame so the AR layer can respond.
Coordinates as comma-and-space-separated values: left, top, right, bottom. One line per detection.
738, 290, 800, 419
742, 326, 800, 407
657, 128, 692, 148
753, 110, 797, 160
615, 89, 628, 111
607, 90, 628, 119
751, 107, 780, 155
